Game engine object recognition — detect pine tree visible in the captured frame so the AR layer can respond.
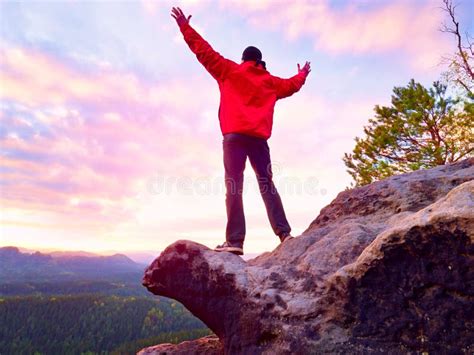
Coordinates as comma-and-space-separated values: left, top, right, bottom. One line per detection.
343, 79, 473, 186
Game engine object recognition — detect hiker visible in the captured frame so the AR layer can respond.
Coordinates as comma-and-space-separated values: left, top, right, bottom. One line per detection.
171, 7, 311, 255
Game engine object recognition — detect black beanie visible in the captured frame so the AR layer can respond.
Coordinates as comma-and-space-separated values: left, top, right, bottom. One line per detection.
242, 46, 266, 69
242, 46, 262, 62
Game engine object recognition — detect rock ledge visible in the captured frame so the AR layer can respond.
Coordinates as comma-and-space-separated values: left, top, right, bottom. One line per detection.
142, 159, 474, 354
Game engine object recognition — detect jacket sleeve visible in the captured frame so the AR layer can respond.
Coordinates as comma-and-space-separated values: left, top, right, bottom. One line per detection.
272, 73, 307, 100
179, 23, 236, 81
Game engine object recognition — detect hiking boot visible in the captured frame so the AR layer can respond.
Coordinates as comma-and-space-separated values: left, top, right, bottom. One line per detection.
279, 233, 294, 243
214, 242, 244, 255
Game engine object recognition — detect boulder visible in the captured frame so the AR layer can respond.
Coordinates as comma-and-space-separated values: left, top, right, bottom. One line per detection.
138, 335, 222, 355
142, 159, 474, 354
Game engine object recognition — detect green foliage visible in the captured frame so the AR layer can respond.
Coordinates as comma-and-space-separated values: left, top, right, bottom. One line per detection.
0, 280, 151, 297
344, 79, 474, 186
444, 50, 474, 95
0, 294, 210, 355
110, 328, 212, 354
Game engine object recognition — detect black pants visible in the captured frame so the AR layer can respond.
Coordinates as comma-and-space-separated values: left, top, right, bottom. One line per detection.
223, 133, 291, 246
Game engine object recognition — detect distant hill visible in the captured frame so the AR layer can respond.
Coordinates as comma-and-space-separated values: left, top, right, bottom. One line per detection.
49, 250, 99, 258
0, 246, 146, 283
16, 246, 158, 264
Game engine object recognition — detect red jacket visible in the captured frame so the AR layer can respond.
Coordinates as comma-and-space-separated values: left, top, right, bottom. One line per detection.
180, 23, 307, 140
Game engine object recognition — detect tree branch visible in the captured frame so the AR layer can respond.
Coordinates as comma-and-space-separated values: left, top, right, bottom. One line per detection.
453, 146, 474, 161
377, 152, 408, 163
465, 32, 474, 56
442, 0, 474, 80
456, 78, 473, 95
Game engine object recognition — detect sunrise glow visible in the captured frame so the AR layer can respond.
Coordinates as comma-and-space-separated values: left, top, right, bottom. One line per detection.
1, 0, 471, 257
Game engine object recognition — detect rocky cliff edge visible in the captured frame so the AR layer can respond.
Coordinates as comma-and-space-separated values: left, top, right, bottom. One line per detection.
141, 159, 474, 354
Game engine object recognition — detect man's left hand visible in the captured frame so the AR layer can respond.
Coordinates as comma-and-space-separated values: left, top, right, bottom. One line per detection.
298, 61, 311, 77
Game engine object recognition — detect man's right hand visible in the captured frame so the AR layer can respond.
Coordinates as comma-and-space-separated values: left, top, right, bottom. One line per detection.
171, 7, 192, 27
298, 61, 311, 77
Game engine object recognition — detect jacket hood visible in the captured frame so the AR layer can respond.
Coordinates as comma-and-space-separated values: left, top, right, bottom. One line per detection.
240, 60, 268, 73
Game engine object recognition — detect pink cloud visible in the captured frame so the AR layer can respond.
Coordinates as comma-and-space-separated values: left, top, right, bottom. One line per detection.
221, 0, 451, 70
0, 46, 215, 115
0, 45, 221, 227
141, 0, 204, 16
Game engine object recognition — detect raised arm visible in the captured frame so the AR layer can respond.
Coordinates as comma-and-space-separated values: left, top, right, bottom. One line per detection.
171, 7, 236, 81
273, 61, 311, 99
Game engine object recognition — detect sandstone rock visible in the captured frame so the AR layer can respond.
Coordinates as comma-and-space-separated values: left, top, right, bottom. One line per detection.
142, 159, 474, 354
138, 335, 222, 355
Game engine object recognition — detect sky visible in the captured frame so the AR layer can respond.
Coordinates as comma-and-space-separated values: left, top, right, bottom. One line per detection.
1, 0, 473, 260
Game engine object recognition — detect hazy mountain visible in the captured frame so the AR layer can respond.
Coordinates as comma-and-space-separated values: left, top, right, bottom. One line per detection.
124, 251, 157, 264
0, 246, 145, 283
49, 250, 99, 258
